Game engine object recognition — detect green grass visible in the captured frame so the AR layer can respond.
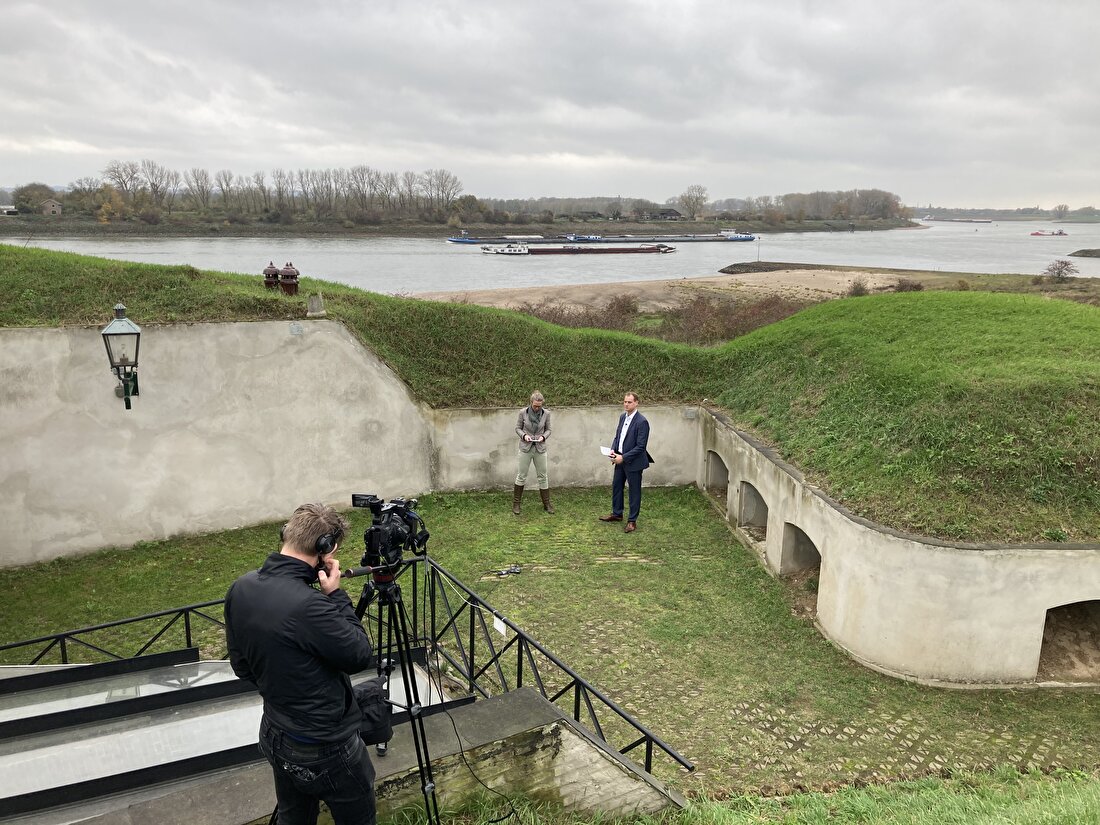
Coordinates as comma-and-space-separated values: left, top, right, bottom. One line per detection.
2, 243, 1098, 542
3, 490, 1098, 802
433, 768, 1100, 824
6, 490, 1100, 823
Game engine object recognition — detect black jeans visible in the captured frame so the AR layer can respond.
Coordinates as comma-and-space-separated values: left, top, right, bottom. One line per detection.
259, 717, 376, 825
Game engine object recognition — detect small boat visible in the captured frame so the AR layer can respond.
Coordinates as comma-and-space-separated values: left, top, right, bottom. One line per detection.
449, 232, 546, 244
1030, 229, 1068, 236
480, 243, 531, 255
481, 243, 676, 255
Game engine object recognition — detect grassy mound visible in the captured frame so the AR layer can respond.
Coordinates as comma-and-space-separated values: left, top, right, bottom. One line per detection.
1, 243, 1097, 542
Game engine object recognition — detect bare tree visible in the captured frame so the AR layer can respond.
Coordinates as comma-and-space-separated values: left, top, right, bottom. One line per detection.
214, 169, 235, 209
400, 170, 421, 212
1043, 259, 1078, 283
677, 184, 709, 220
332, 167, 350, 212
347, 164, 375, 211
422, 168, 463, 210
296, 169, 312, 210
184, 167, 212, 209
68, 176, 102, 213
271, 168, 291, 208
251, 171, 270, 211
139, 160, 172, 206
235, 174, 255, 212
1052, 203, 1070, 219
379, 172, 399, 211
163, 169, 181, 214
102, 160, 143, 202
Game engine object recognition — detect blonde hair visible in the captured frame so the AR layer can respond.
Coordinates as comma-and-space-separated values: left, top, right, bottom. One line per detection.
281, 503, 349, 555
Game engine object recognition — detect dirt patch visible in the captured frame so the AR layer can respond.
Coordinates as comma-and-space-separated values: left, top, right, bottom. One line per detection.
1037, 601, 1100, 681
782, 567, 821, 621
415, 268, 900, 312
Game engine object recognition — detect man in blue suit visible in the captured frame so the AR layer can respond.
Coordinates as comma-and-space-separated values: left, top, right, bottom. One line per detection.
600, 392, 654, 533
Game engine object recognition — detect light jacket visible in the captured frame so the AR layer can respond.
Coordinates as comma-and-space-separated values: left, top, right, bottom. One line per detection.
516, 406, 552, 454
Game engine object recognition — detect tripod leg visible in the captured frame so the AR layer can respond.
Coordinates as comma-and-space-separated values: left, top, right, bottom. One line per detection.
389, 595, 441, 825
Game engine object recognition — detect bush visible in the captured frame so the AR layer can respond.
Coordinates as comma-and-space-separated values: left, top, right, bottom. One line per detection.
138, 209, 161, 225
1044, 259, 1079, 283
895, 278, 924, 292
846, 277, 869, 297
957, 279, 971, 290
349, 209, 382, 226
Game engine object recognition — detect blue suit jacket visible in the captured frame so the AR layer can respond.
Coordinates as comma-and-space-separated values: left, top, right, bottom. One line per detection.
611, 412, 654, 473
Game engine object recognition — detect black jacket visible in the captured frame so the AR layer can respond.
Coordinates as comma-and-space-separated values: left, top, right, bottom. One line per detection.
225, 553, 374, 742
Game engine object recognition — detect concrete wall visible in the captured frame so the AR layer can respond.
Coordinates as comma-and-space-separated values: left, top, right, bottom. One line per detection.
0, 322, 699, 566
698, 410, 1100, 685
429, 405, 701, 491
4, 319, 1099, 685
0, 321, 433, 565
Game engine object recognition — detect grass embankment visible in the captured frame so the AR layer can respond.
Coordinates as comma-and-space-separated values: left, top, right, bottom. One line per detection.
3, 489, 1099, 820
3, 243, 1098, 542
447, 769, 1100, 824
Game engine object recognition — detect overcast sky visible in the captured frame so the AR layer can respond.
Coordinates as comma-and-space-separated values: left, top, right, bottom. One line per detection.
2, 1, 1097, 208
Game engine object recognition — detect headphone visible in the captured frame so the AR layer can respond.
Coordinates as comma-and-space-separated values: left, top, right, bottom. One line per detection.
279, 522, 342, 557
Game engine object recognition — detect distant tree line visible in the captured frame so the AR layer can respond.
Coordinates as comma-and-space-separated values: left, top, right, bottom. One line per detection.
481, 187, 910, 225
6, 170, 1092, 228
3, 161, 464, 225
920, 204, 1097, 220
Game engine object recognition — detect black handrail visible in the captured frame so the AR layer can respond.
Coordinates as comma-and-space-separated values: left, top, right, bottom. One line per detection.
0, 601, 226, 664
415, 557, 694, 774
1, 561, 692, 774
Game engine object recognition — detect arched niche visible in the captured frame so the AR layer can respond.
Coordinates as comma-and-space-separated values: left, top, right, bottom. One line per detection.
737, 480, 769, 542
780, 522, 821, 576
1037, 600, 1100, 682
705, 450, 730, 511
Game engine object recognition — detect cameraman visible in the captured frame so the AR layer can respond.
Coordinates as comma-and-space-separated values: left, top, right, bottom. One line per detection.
225, 503, 376, 825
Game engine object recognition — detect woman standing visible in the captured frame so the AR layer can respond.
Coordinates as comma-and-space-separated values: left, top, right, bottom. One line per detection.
513, 391, 553, 514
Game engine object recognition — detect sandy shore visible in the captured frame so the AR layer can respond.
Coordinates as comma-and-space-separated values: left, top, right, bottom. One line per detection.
415, 268, 901, 311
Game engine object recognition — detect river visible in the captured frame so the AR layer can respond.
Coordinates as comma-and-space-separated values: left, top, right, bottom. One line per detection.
14, 220, 1100, 294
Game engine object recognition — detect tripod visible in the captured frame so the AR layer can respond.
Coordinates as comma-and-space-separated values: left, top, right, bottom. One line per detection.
354, 560, 440, 825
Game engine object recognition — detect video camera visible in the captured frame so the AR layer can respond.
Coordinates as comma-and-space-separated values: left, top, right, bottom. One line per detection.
350, 494, 430, 590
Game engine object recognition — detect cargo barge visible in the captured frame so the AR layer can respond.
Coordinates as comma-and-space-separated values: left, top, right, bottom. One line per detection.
450, 229, 753, 244
480, 243, 676, 255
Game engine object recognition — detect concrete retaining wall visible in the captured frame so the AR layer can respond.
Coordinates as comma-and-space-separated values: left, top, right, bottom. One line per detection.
3, 319, 1098, 685
698, 411, 1100, 684
0, 322, 698, 566
0, 321, 433, 565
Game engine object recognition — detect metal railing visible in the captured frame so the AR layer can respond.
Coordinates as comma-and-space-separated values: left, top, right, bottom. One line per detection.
1, 559, 692, 774
0, 601, 226, 664
411, 557, 694, 774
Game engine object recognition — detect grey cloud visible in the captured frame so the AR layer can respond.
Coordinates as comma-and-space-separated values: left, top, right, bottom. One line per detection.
2, 0, 1099, 205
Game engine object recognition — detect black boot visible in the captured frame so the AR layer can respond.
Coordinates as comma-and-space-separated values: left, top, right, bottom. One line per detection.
540, 489, 555, 514
512, 485, 523, 515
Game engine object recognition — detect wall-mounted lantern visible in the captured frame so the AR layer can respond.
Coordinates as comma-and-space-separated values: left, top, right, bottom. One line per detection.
101, 303, 141, 410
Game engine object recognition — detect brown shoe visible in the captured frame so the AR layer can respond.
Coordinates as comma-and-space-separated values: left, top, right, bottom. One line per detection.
599, 514, 623, 522
624, 521, 636, 533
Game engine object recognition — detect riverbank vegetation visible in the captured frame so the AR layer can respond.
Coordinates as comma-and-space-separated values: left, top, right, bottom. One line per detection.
2, 488, 1099, 819
2, 243, 1098, 542
2, 161, 912, 237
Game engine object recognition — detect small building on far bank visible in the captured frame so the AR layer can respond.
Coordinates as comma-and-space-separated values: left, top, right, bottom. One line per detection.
40, 198, 62, 216
0, 205, 17, 216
